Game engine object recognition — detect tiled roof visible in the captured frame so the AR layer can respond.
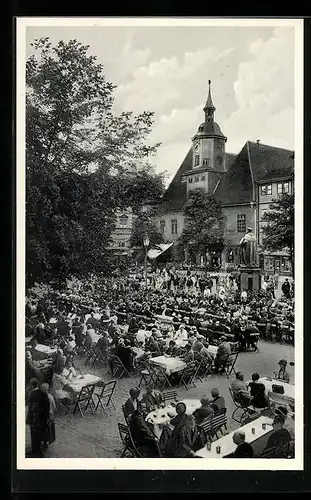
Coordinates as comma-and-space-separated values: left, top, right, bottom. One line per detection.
215, 144, 253, 205
247, 141, 294, 183
158, 148, 192, 213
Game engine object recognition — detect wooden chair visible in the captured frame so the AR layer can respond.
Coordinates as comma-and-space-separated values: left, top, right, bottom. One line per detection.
117, 423, 137, 457
92, 379, 117, 413
137, 361, 156, 388
229, 387, 257, 424
257, 441, 291, 458
72, 384, 96, 417
91, 348, 107, 369
108, 354, 132, 379
162, 389, 178, 404
177, 363, 197, 390
200, 416, 213, 441
152, 365, 172, 391
211, 408, 227, 438
221, 352, 239, 378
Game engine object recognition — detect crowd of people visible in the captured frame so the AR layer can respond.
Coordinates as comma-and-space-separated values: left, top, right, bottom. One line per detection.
25, 268, 294, 458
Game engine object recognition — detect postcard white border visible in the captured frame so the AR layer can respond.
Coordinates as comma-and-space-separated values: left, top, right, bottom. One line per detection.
16, 17, 304, 471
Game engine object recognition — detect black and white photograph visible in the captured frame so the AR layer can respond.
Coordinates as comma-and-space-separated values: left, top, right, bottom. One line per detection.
16, 17, 303, 470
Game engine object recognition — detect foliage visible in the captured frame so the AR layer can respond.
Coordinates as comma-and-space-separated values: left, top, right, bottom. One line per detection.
26, 37, 164, 284
129, 210, 164, 249
261, 192, 294, 269
180, 189, 225, 259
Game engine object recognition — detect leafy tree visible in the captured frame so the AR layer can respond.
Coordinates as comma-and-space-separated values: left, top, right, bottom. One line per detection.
180, 189, 225, 262
261, 192, 294, 275
129, 210, 164, 249
26, 37, 164, 284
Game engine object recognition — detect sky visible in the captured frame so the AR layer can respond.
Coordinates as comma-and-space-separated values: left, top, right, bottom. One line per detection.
26, 24, 295, 184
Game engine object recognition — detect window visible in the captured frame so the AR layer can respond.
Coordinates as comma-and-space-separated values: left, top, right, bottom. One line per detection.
171, 219, 178, 235
261, 184, 272, 196
277, 182, 290, 195
202, 158, 209, 165
194, 175, 199, 183
216, 155, 223, 166
237, 214, 246, 233
201, 175, 206, 181
194, 155, 200, 166
160, 220, 165, 234
119, 214, 129, 227
188, 177, 193, 184
118, 241, 126, 248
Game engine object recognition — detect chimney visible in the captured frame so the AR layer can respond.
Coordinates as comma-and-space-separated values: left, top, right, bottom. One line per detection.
256, 139, 260, 146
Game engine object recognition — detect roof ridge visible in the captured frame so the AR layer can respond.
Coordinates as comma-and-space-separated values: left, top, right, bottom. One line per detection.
247, 141, 294, 153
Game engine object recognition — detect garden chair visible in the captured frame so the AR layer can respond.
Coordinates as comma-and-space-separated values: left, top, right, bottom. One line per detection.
92, 379, 116, 413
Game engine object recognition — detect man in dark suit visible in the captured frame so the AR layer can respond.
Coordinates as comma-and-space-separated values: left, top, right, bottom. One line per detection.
265, 415, 291, 455
26, 378, 50, 457
129, 402, 159, 457
193, 396, 214, 425
123, 387, 141, 420
168, 414, 206, 458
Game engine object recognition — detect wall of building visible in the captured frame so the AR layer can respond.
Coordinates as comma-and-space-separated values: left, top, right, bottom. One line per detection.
107, 208, 135, 252
223, 205, 255, 246
155, 211, 185, 242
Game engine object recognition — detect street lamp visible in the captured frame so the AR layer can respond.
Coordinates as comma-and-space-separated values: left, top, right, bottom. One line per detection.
143, 234, 150, 290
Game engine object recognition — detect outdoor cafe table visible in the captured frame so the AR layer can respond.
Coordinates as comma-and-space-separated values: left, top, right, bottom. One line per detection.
247, 377, 295, 403
196, 416, 274, 458
33, 343, 57, 361
63, 373, 102, 395
207, 345, 218, 357
146, 398, 202, 438
155, 314, 173, 325
149, 355, 186, 375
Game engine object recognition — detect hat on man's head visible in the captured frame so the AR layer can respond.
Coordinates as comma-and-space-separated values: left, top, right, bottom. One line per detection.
275, 406, 288, 418
278, 359, 287, 366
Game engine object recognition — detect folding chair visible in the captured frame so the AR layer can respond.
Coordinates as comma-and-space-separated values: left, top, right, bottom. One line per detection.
199, 357, 213, 378
92, 379, 117, 413
84, 346, 97, 366
193, 360, 204, 383
257, 441, 291, 458
91, 348, 107, 369
108, 354, 132, 379
199, 416, 213, 441
152, 365, 172, 391
137, 361, 156, 388
229, 388, 257, 424
72, 384, 96, 417
162, 389, 178, 405
222, 352, 239, 378
211, 408, 227, 438
178, 363, 197, 391
118, 423, 136, 457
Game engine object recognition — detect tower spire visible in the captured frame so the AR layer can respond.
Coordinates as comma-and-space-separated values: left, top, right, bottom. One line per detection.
204, 79, 216, 122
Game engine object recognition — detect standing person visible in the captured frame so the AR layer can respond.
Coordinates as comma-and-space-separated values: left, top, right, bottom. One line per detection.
40, 383, 56, 450
281, 278, 291, 299
26, 378, 50, 457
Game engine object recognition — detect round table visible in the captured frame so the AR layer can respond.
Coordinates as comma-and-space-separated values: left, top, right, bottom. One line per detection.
145, 398, 202, 438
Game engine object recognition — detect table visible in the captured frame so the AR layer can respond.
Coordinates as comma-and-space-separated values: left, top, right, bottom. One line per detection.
207, 345, 218, 357
146, 399, 202, 438
132, 347, 145, 360
64, 373, 102, 394
33, 343, 57, 360
247, 377, 294, 402
196, 416, 274, 458
155, 314, 173, 324
91, 333, 102, 345
150, 355, 186, 375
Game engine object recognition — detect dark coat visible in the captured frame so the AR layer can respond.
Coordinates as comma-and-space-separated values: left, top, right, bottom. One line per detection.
168, 421, 206, 457
129, 410, 159, 457
142, 391, 164, 411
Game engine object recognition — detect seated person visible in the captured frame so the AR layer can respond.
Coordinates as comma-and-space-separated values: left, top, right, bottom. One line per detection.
167, 414, 206, 458
146, 335, 161, 356
210, 388, 225, 412
180, 343, 195, 364
231, 430, 254, 458
84, 324, 97, 349
274, 359, 290, 383
275, 406, 295, 440
123, 387, 141, 420
193, 396, 214, 425
128, 402, 159, 457
192, 334, 204, 353
169, 402, 188, 429
52, 348, 66, 375
198, 340, 214, 365
231, 372, 247, 396
25, 348, 43, 383
142, 384, 164, 411
116, 338, 135, 372
61, 359, 78, 380
249, 373, 269, 408
214, 336, 231, 373
265, 415, 292, 455
165, 340, 180, 357
173, 324, 188, 346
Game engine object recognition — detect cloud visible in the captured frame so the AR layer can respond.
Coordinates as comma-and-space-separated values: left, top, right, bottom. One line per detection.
225, 27, 294, 152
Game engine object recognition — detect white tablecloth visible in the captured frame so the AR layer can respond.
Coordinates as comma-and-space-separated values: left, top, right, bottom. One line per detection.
64, 373, 102, 393
146, 398, 202, 426
132, 347, 145, 360
150, 355, 186, 374
155, 315, 173, 324
247, 377, 294, 402
33, 344, 57, 360
196, 416, 274, 458
207, 345, 218, 357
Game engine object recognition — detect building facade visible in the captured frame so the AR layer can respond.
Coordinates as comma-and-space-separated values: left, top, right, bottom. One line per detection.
155, 81, 294, 275
107, 208, 135, 255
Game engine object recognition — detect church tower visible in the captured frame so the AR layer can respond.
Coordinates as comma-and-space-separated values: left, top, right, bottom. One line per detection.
183, 80, 227, 196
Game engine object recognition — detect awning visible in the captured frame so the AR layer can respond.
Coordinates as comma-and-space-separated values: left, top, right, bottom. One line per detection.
147, 243, 173, 260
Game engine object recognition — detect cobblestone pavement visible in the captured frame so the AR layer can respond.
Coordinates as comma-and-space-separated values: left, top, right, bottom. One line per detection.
25, 340, 295, 458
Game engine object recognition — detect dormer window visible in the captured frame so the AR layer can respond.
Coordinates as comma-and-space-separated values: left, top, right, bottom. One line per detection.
194, 155, 200, 166
199, 125, 204, 132
202, 158, 209, 166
